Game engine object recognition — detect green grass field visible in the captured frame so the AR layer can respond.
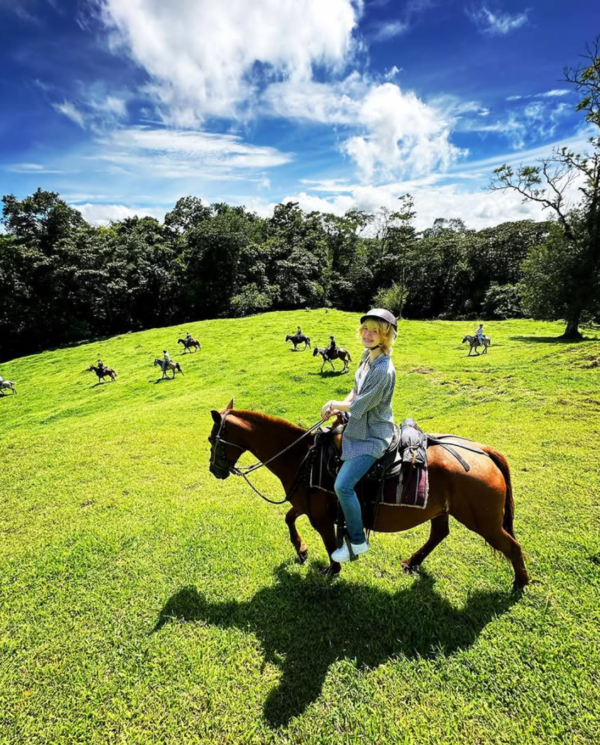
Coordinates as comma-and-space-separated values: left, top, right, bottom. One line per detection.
1, 310, 599, 744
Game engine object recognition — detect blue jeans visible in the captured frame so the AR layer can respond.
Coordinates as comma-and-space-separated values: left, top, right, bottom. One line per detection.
334, 454, 377, 544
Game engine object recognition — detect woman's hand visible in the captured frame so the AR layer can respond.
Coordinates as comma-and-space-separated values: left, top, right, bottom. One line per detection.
321, 401, 335, 420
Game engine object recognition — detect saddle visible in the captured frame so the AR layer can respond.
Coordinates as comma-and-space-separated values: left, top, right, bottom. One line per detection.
310, 417, 428, 509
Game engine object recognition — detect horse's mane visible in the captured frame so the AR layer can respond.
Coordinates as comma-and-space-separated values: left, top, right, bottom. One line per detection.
229, 410, 307, 435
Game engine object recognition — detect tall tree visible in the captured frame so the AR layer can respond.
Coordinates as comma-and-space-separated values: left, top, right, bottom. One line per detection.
491, 40, 600, 338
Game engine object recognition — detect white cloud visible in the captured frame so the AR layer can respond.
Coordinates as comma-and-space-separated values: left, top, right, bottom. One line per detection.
468, 5, 529, 35
95, 126, 293, 173
535, 89, 570, 98
283, 181, 546, 230
262, 76, 364, 124
508, 89, 571, 102
98, 0, 360, 124
74, 202, 165, 225
342, 83, 465, 180
372, 20, 408, 41
52, 100, 86, 128
89, 94, 127, 117
458, 100, 571, 149
5, 162, 66, 174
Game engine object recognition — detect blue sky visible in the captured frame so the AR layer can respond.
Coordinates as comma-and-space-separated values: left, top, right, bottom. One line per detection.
1, 0, 598, 229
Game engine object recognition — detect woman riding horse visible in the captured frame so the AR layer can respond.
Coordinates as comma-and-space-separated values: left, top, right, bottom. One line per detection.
320, 309, 397, 563
208, 402, 529, 588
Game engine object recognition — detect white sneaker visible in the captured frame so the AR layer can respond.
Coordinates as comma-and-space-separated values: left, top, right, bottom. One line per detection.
331, 541, 370, 563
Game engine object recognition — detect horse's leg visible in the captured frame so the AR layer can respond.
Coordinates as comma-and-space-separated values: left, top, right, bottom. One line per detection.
305, 499, 341, 575
314, 514, 341, 575
479, 527, 529, 590
448, 488, 529, 590
401, 513, 450, 574
285, 507, 308, 563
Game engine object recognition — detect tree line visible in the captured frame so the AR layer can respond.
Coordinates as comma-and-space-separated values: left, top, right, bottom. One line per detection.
0, 188, 554, 362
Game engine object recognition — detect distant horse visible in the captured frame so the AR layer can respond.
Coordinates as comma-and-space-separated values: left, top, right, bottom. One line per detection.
0, 380, 17, 395
286, 334, 311, 350
462, 335, 491, 356
154, 358, 184, 379
208, 403, 529, 589
313, 346, 352, 373
178, 337, 201, 353
87, 365, 117, 383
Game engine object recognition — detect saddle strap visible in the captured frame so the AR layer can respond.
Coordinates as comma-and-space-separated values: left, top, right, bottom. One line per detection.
427, 436, 490, 472
431, 442, 471, 472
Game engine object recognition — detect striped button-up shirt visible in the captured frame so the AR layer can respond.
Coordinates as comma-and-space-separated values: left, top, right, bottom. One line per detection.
341, 350, 396, 461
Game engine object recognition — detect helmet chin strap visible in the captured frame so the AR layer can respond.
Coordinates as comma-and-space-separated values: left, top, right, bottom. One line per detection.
369, 344, 381, 350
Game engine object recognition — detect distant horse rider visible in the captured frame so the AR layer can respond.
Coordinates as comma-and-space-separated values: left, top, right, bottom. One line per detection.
296, 326, 303, 340
162, 350, 171, 373
185, 331, 193, 347
326, 335, 337, 356
97, 359, 106, 376
475, 323, 484, 345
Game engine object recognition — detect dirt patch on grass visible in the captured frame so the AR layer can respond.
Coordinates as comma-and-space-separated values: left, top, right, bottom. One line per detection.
409, 367, 435, 375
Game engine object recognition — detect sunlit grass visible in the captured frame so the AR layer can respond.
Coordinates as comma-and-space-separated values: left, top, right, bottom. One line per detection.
1, 311, 599, 744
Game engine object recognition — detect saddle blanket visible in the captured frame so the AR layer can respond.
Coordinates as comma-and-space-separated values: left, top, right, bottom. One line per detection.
378, 465, 429, 509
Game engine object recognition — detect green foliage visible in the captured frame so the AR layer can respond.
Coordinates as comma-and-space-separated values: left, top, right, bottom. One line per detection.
483, 283, 524, 319
1, 311, 599, 743
0, 189, 554, 362
372, 281, 408, 318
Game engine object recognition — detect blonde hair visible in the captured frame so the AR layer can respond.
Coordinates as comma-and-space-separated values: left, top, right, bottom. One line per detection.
358, 318, 396, 356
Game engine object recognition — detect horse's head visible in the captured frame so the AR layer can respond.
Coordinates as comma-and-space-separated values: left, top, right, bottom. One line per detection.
462, 336, 469, 343
208, 399, 246, 480
285, 335, 291, 342
312, 347, 319, 357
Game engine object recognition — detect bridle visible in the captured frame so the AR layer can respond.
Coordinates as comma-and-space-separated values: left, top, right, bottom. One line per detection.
209, 410, 327, 504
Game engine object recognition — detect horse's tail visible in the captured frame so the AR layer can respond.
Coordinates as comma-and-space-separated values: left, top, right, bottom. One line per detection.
484, 447, 515, 538
177, 363, 184, 375
348, 351, 352, 361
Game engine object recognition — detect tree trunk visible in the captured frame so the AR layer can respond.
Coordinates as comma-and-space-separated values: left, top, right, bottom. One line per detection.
560, 313, 583, 340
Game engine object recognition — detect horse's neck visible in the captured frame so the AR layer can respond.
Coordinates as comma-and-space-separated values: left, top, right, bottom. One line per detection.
233, 413, 304, 482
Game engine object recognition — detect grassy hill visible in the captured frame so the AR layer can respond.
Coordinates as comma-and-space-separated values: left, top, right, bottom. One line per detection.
1, 310, 599, 744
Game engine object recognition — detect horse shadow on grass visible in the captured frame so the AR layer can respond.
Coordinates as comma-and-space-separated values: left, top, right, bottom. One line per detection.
308, 369, 350, 378
153, 563, 518, 728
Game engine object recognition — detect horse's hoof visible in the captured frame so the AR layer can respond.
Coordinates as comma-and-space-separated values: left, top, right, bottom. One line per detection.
297, 549, 309, 564
320, 562, 341, 577
401, 560, 419, 574
512, 577, 529, 593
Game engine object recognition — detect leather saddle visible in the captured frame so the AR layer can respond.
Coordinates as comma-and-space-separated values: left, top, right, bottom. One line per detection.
314, 417, 427, 486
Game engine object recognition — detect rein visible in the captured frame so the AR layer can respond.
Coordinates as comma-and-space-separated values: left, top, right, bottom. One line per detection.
212, 413, 327, 505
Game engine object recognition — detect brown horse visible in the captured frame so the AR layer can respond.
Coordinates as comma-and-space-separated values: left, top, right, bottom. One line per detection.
87, 364, 117, 382
178, 337, 201, 353
208, 402, 529, 589
313, 346, 352, 373
154, 358, 184, 379
286, 334, 311, 350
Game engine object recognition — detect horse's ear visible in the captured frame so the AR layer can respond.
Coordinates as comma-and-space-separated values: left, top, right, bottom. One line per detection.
210, 410, 222, 424
226, 398, 234, 411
